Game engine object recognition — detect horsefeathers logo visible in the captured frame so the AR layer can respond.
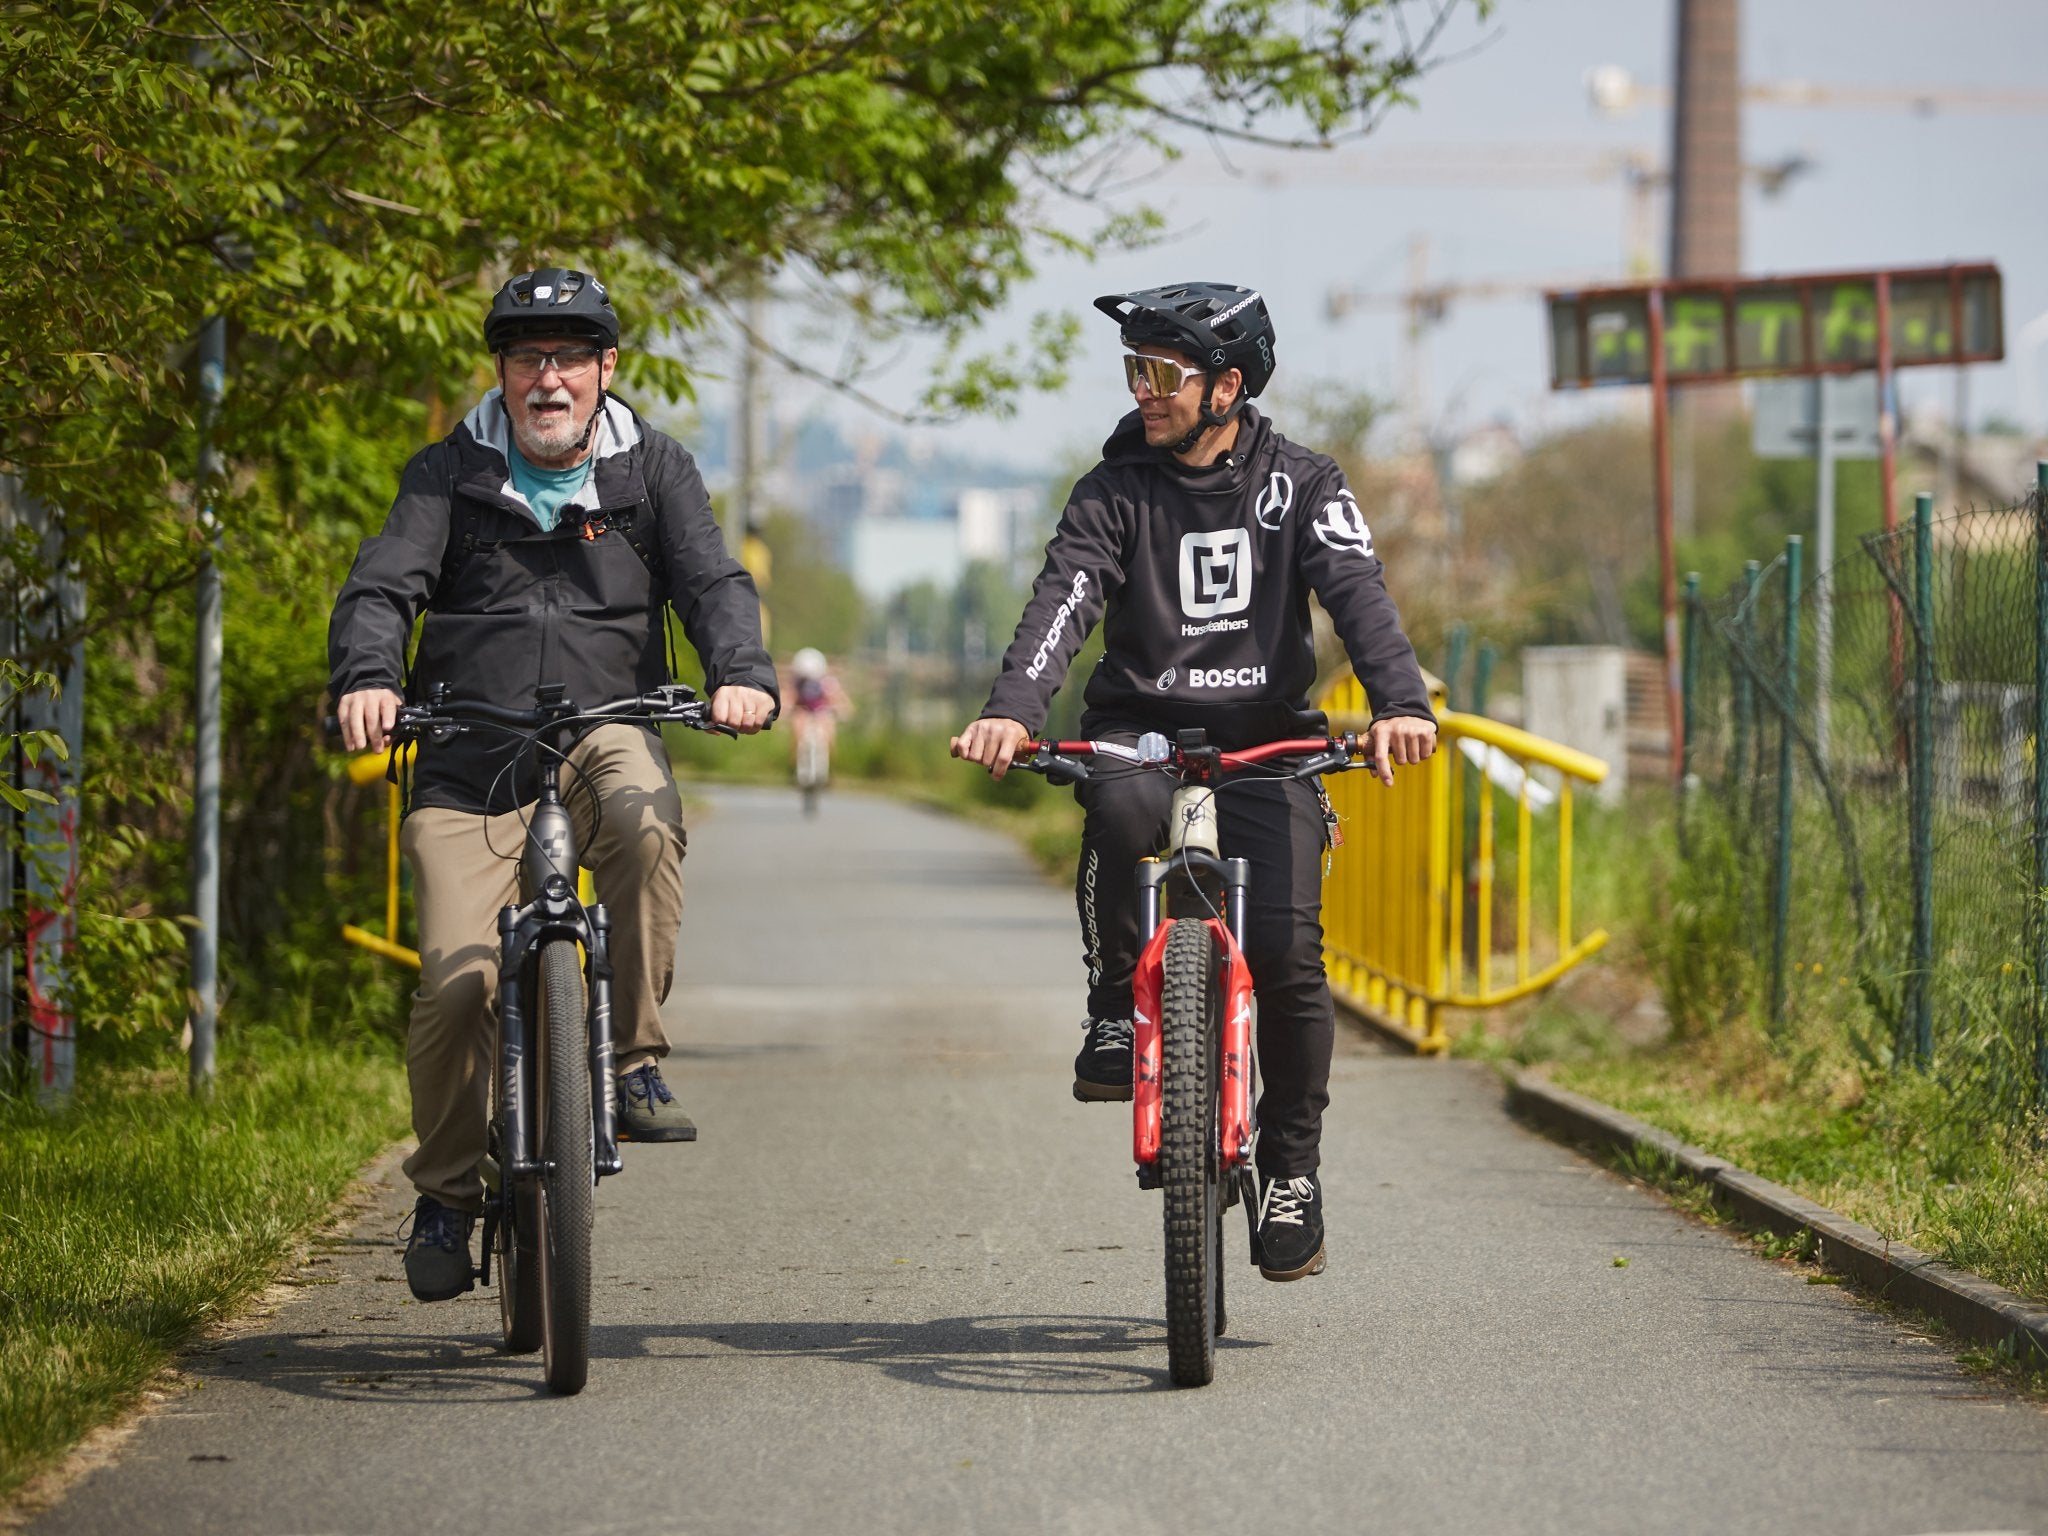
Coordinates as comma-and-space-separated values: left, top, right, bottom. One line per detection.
1178, 528, 1251, 618
1255, 471, 1294, 531
1156, 667, 1177, 691
1313, 491, 1375, 557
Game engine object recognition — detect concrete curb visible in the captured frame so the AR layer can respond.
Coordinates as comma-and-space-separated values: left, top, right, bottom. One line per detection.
1508, 1069, 2048, 1366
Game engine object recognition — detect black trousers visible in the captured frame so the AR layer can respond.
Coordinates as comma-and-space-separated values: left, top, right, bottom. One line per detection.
1074, 724, 1335, 1178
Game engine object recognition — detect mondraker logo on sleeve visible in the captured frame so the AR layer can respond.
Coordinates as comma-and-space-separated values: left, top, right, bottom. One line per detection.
1178, 529, 1252, 619
1025, 571, 1090, 680
1255, 471, 1294, 531
1156, 667, 1177, 691
1313, 491, 1375, 557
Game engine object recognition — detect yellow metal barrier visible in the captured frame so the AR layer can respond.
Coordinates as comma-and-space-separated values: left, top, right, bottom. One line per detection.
339, 745, 597, 972
341, 746, 421, 969
1319, 673, 1611, 1055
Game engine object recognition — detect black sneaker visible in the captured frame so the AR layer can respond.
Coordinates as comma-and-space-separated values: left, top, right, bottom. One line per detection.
1072, 1017, 1134, 1102
1250, 1170, 1326, 1281
402, 1195, 477, 1302
617, 1063, 698, 1142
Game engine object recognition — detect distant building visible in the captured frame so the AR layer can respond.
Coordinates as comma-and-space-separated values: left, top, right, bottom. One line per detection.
957, 487, 1046, 574
849, 517, 963, 600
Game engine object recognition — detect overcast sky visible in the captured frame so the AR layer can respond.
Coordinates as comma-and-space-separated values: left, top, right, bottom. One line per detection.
739, 0, 2048, 473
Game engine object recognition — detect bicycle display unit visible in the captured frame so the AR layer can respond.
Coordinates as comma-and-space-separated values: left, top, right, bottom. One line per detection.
1014, 727, 1371, 1387
391, 682, 731, 1396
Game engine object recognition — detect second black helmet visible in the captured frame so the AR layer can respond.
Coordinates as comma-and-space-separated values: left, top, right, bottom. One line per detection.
1094, 283, 1276, 397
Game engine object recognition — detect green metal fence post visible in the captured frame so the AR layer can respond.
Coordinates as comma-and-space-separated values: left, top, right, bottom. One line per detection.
1681, 572, 1700, 856
1732, 560, 1759, 815
1770, 535, 1802, 1032
1472, 640, 1497, 719
1907, 490, 1936, 1069
1444, 622, 1469, 713
2033, 463, 2047, 1109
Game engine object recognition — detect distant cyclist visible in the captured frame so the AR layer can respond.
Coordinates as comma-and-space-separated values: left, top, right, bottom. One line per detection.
788, 647, 851, 809
951, 282, 1436, 1281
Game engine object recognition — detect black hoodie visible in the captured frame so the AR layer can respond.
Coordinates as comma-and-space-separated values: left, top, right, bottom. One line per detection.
982, 406, 1431, 748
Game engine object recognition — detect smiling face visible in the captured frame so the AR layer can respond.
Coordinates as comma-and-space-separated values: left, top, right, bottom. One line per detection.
1126, 344, 1240, 453
496, 334, 618, 468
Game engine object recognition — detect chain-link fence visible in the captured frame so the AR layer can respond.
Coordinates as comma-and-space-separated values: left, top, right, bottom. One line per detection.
1679, 473, 2048, 1129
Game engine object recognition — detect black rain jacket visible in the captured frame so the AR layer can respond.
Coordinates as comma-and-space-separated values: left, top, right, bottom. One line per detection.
982, 406, 1432, 747
327, 391, 776, 814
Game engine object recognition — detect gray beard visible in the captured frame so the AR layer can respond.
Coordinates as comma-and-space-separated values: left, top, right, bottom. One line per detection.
512, 393, 587, 461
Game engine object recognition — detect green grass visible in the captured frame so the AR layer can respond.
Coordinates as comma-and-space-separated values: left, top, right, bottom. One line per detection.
1539, 1024, 2048, 1307
1448, 780, 2048, 1312
0, 1032, 407, 1502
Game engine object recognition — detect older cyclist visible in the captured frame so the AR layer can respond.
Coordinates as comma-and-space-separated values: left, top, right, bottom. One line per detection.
329, 269, 777, 1302
952, 282, 1436, 1282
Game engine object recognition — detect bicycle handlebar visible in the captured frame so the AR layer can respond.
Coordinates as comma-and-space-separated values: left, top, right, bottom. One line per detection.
1012, 733, 1366, 785
325, 685, 740, 748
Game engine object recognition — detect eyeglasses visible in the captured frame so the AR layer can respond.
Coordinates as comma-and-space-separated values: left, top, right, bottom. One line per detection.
502, 344, 604, 379
1123, 352, 1205, 398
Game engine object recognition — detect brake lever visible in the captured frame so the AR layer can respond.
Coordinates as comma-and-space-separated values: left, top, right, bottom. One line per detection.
1040, 753, 1091, 784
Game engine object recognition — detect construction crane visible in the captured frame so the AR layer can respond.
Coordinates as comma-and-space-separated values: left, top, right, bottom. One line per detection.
1323, 234, 1603, 445
1174, 144, 1810, 280
1588, 65, 2048, 117
1301, 147, 1811, 439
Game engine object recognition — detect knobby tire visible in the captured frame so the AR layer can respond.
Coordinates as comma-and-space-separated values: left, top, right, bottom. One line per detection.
1160, 919, 1222, 1388
538, 938, 594, 1396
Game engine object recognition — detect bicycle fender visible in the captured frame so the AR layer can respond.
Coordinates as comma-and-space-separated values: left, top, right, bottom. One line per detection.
1209, 918, 1255, 1173
1130, 921, 1172, 1168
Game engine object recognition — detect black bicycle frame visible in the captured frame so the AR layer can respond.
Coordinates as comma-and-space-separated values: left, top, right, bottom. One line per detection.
494, 735, 622, 1185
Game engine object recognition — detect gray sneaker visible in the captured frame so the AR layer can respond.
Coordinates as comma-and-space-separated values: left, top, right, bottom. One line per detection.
402, 1195, 476, 1301
618, 1063, 698, 1142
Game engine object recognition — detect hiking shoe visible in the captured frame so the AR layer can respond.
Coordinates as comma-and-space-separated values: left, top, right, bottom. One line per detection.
1072, 1017, 1135, 1102
402, 1195, 477, 1302
618, 1063, 698, 1142
1249, 1170, 1326, 1281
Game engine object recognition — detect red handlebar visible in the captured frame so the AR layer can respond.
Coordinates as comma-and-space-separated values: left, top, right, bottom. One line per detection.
1025, 736, 1356, 769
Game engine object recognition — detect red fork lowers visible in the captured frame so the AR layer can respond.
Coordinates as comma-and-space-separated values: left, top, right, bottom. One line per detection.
1213, 919, 1254, 1171
1131, 923, 1170, 1167
1128, 917, 1253, 1174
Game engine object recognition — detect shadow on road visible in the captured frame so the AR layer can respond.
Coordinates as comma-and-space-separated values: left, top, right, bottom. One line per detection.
194, 1325, 550, 1404
204, 1314, 1269, 1404
596, 1313, 1269, 1395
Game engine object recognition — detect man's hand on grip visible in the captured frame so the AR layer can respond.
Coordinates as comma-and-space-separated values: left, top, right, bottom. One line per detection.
1365, 715, 1437, 788
338, 688, 404, 754
950, 717, 1031, 781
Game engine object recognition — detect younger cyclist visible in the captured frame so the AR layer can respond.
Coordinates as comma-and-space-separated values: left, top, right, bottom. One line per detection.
951, 282, 1436, 1282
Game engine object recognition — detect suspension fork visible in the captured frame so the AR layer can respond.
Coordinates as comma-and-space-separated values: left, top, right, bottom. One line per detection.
498, 905, 534, 1177
587, 902, 621, 1178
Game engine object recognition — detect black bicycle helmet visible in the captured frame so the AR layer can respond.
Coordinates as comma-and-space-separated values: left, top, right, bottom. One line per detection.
1095, 282, 1276, 452
483, 268, 619, 351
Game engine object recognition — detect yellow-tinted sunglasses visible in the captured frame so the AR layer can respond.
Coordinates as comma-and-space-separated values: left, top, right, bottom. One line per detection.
1122, 352, 1206, 398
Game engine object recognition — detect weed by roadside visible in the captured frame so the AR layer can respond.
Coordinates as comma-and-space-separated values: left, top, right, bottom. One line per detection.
0, 1032, 407, 1503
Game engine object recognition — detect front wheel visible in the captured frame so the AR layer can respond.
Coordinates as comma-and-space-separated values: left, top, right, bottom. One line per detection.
1159, 918, 1222, 1388
537, 938, 593, 1396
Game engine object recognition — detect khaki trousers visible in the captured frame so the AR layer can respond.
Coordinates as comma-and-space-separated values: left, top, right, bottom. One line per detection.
399, 724, 686, 1211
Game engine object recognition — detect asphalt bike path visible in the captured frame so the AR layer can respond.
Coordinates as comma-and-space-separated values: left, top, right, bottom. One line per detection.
27, 785, 2048, 1535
